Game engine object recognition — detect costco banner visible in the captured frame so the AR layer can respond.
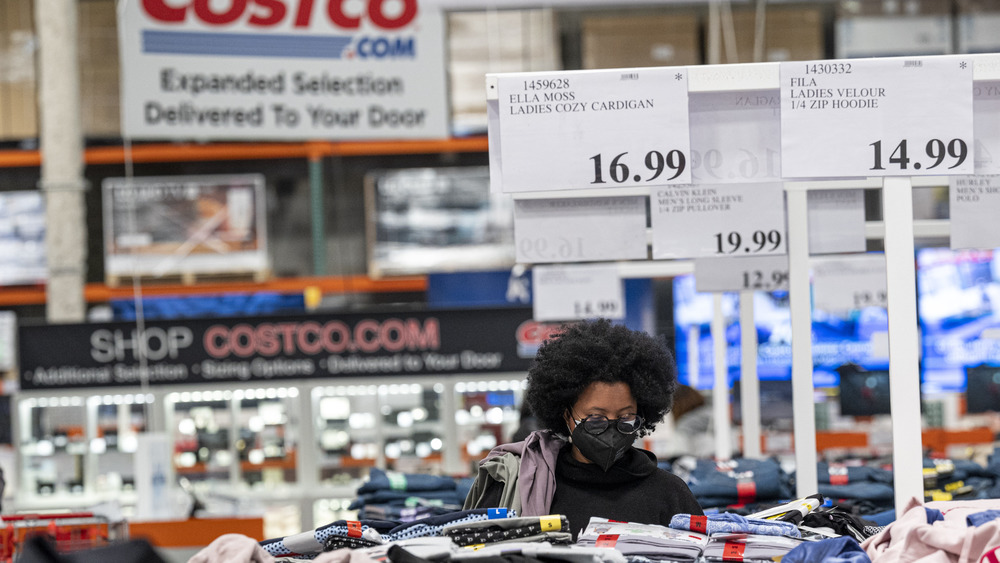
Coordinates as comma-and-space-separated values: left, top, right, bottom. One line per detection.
17, 308, 568, 390
118, 0, 449, 140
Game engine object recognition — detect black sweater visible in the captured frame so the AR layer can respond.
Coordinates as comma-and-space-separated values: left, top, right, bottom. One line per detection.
550, 445, 704, 538
473, 445, 703, 539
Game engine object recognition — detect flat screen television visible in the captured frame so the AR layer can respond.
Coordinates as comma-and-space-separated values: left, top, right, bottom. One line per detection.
964, 364, 1000, 414
838, 368, 893, 416
673, 272, 888, 390
365, 166, 515, 277
917, 247, 1000, 393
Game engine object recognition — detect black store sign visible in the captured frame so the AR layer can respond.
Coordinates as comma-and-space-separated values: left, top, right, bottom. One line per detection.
19, 308, 556, 390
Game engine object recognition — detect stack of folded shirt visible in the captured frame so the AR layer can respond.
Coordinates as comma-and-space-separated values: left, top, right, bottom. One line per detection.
442, 514, 573, 546
701, 533, 804, 562
813, 461, 894, 509
352, 468, 465, 517
669, 513, 801, 538
576, 517, 708, 562
451, 542, 627, 563
260, 519, 397, 559
385, 508, 515, 542
683, 459, 794, 508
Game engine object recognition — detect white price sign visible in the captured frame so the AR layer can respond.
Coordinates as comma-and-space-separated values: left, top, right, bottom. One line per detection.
689, 91, 781, 184
532, 264, 624, 322
780, 57, 974, 178
494, 67, 691, 192
950, 175, 1000, 250
694, 255, 789, 293
807, 189, 866, 255
812, 254, 887, 313
651, 183, 786, 259
514, 196, 648, 263
974, 82, 1000, 175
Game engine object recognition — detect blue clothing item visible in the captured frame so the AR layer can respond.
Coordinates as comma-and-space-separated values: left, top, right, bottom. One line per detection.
669, 512, 801, 538
385, 508, 514, 542
925, 507, 944, 524
865, 509, 896, 526
781, 536, 871, 563
357, 468, 458, 494
967, 509, 1000, 527
260, 518, 399, 557
817, 482, 895, 503
817, 463, 893, 485
685, 458, 793, 505
349, 489, 465, 509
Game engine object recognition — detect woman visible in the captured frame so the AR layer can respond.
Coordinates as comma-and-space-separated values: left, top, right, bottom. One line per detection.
464, 318, 703, 537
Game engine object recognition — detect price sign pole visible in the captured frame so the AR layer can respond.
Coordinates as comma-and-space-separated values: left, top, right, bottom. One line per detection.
882, 176, 923, 512
781, 55, 973, 507
785, 185, 818, 498
739, 290, 762, 459
711, 293, 732, 461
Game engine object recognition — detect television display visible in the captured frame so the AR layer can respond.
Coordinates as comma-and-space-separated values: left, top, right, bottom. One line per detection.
917, 247, 1000, 393
365, 167, 515, 277
0, 191, 45, 286
673, 272, 888, 390
838, 369, 892, 416
964, 364, 1000, 414
731, 379, 794, 426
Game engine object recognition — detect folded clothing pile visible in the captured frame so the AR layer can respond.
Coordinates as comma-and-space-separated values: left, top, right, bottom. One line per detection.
351, 468, 465, 518
681, 458, 793, 509
576, 517, 708, 562
443, 515, 573, 546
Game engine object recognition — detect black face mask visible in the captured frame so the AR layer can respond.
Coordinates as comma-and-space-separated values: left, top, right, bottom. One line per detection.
570, 423, 635, 472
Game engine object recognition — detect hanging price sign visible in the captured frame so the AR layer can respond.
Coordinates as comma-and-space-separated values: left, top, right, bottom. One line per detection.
780, 56, 974, 178
532, 264, 624, 322
514, 196, 648, 263
493, 67, 691, 192
688, 90, 781, 184
950, 175, 1000, 249
807, 189, 866, 255
812, 253, 887, 313
694, 255, 789, 293
974, 81, 1000, 175
651, 183, 786, 259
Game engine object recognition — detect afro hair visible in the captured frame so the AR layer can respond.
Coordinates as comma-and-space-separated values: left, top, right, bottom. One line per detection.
524, 318, 677, 437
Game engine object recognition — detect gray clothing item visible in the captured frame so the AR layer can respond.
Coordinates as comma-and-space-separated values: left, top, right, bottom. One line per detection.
463, 451, 523, 514
463, 429, 568, 516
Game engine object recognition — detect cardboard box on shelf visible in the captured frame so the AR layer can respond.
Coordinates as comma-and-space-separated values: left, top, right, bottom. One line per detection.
79, 0, 121, 137
581, 13, 701, 69
0, 0, 37, 140
448, 9, 560, 134
835, 0, 953, 58
708, 6, 825, 63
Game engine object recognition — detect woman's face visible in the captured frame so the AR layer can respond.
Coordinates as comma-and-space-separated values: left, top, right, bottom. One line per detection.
564, 381, 637, 464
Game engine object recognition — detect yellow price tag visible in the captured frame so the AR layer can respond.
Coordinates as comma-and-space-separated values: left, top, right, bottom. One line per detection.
467, 544, 485, 551
930, 490, 952, 501
944, 480, 965, 492
540, 515, 562, 532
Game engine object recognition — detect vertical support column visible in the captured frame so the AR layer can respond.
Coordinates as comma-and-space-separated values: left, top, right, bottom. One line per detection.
786, 186, 818, 497
296, 387, 317, 489
441, 380, 462, 475
309, 153, 326, 276
711, 293, 731, 460
84, 397, 98, 494
739, 291, 762, 458
229, 395, 241, 486
882, 176, 924, 510
36, 0, 86, 322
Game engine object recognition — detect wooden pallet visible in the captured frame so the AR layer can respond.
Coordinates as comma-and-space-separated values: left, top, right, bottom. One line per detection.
105, 268, 271, 288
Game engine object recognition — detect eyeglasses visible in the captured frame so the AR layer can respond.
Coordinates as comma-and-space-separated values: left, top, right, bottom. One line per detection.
572, 413, 644, 435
